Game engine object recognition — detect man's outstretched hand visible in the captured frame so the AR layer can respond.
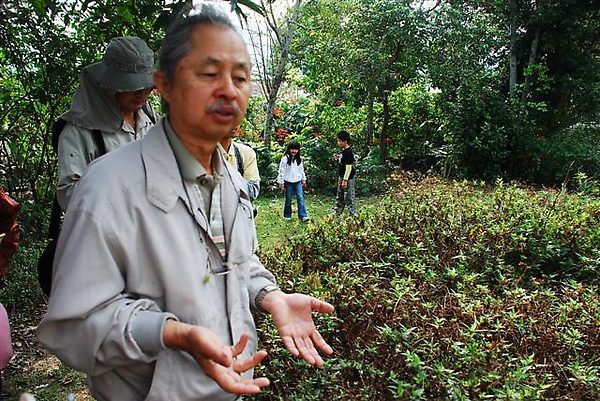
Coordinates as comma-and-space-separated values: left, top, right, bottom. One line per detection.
261, 291, 335, 367
163, 321, 270, 395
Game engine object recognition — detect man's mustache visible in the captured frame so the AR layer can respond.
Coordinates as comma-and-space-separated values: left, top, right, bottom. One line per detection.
206, 100, 242, 116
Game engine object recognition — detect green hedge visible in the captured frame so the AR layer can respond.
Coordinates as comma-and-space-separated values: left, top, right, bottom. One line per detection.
256, 174, 600, 400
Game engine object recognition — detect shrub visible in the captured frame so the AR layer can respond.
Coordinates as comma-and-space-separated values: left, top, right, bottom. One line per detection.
534, 125, 600, 188
255, 174, 600, 400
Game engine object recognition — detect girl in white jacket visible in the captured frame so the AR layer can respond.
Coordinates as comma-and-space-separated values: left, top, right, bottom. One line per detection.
277, 141, 309, 221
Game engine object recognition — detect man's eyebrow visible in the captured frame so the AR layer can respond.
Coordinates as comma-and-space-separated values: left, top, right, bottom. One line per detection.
236, 61, 250, 72
199, 57, 250, 71
198, 57, 220, 67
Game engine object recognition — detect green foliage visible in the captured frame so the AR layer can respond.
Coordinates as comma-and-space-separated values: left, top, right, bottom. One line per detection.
251, 91, 387, 195
375, 176, 597, 283
289, 0, 600, 186
1, 245, 46, 312
256, 175, 600, 399
533, 125, 600, 187
442, 87, 514, 181
387, 81, 443, 159
240, 96, 267, 142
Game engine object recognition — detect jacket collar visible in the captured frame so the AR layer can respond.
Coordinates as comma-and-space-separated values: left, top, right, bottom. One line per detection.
141, 119, 186, 213
140, 119, 248, 239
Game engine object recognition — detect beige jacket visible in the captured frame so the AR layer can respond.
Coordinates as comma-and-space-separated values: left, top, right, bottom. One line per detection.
56, 108, 156, 211
37, 120, 276, 401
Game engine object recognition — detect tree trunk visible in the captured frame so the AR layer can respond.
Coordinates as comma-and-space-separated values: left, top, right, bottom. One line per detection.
520, 25, 540, 110
262, 0, 302, 151
509, 0, 518, 100
379, 91, 390, 162
264, 102, 275, 152
366, 82, 375, 149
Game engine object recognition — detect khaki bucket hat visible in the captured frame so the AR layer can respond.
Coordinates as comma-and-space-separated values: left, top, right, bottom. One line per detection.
86, 36, 155, 92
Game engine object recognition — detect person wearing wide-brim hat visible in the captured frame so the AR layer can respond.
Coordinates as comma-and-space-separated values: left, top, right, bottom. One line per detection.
56, 36, 159, 211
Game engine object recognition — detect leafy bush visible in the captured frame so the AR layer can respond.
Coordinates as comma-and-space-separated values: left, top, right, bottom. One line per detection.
534, 125, 600, 188
1, 244, 46, 313
387, 81, 444, 160
256, 173, 600, 400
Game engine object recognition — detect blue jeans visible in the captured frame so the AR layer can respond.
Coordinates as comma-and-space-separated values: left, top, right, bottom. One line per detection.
284, 181, 308, 219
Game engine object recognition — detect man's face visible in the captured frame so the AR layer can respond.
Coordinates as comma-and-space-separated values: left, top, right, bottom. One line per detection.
337, 139, 346, 148
156, 24, 251, 143
116, 89, 152, 114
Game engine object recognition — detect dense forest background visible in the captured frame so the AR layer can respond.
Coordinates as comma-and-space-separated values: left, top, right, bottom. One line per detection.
1, 0, 600, 226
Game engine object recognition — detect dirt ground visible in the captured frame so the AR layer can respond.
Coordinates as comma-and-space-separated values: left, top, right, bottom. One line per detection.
3, 309, 91, 400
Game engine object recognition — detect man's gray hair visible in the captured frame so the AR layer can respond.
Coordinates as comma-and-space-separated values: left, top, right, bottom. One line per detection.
159, 3, 240, 114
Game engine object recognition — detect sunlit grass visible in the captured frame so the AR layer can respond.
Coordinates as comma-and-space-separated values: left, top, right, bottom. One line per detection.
254, 191, 381, 249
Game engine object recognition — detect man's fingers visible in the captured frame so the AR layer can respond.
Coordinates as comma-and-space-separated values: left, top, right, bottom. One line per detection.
231, 332, 250, 357
281, 335, 299, 358
301, 336, 329, 367
282, 335, 326, 367
296, 336, 313, 355
297, 336, 318, 366
310, 298, 335, 314
282, 333, 333, 368
312, 331, 334, 356
227, 376, 270, 395
251, 377, 271, 388
219, 374, 269, 395
200, 352, 270, 396
232, 350, 268, 372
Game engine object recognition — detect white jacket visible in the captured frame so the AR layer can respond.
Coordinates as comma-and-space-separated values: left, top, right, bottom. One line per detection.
277, 156, 306, 185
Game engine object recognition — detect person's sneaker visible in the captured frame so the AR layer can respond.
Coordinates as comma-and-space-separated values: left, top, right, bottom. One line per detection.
301, 217, 310, 222
284, 217, 291, 221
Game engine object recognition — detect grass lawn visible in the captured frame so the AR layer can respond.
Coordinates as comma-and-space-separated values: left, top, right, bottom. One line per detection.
254, 192, 334, 248
254, 191, 380, 249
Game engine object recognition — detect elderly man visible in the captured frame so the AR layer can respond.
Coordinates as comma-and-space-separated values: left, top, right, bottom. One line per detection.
36, 4, 334, 401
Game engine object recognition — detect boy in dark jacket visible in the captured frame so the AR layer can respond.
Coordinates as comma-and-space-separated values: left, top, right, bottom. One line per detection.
333, 130, 356, 216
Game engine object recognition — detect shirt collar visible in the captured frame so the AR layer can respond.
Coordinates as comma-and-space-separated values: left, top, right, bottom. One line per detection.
121, 109, 152, 134
164, 118, 224, 183
217, 142, 235, 159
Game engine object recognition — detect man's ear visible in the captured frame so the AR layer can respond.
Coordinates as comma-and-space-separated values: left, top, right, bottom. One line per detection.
154, 71, 171, 103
